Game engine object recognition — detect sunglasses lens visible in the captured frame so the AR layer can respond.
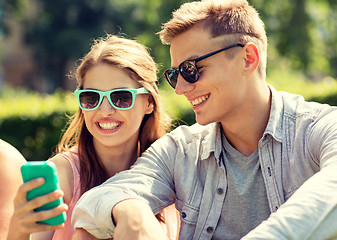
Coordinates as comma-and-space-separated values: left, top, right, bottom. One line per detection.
180, 61, 199, 83
164, 69, 178, 88
110, 91, 133, 109
79, 91, 100, 109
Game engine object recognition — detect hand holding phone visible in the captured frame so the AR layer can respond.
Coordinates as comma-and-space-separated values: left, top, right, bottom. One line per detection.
20, 161, 67, 225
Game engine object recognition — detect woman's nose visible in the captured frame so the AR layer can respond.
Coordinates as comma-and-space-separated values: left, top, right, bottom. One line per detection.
98, 96, 116, 113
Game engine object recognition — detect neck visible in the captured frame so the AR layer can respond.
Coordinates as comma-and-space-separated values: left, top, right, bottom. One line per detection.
93, 140, 139, 177
221, 84, 271, 157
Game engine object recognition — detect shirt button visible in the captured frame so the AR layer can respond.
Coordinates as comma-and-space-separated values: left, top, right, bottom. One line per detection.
181, 212, 187, 219
217, 188, 224, 194
268, 167, 272, 176
206, 227, 214, 233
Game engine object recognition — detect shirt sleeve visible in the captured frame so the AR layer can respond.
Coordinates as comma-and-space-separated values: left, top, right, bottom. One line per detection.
242, 166, 337, 239
71, 134, 178, 239
243, 108, 337, 239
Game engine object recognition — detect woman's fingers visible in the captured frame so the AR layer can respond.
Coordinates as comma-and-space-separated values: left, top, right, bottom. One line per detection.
19, 204, 68, 233
14, 180, 65, 216
8, 178, 68, 240
30, 202, 68, 223
26, 188, 64, 210
13, 178, 45, 206
12, 178, 68, 231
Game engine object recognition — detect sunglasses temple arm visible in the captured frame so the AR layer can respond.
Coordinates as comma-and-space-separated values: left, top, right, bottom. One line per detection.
195, 43, 245, 62
138, 88, 149, 94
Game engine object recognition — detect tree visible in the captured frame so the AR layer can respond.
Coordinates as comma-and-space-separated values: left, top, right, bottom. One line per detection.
251, 0, 337, 78
1, 0, 336, 93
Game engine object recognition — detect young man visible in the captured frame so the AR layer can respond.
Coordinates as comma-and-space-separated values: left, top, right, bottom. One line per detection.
72, 0, 337, 239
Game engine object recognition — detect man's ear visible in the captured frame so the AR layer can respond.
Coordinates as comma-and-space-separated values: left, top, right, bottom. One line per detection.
243, 42, 259, 75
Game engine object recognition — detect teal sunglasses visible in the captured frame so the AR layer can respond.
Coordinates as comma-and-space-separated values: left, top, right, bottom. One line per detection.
74, 87, 149, 111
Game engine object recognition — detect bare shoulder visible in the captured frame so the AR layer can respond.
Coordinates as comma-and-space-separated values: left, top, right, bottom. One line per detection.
0, 139, 26, 235
49, 154, 73, 172
48, 154, 74, 204
0, 139, 26, 183
0, 139, 26, 167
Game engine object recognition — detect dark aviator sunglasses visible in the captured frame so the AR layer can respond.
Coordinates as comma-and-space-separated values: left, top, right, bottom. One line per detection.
163, 43, 244, 89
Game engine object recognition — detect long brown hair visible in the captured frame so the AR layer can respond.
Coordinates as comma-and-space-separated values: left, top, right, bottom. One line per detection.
56, 34, 171, 195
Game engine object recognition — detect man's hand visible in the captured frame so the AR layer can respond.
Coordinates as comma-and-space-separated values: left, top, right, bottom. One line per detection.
113, 199, 168, 240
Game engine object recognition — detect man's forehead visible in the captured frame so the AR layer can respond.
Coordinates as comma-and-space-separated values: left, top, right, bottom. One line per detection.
169, 30, 231, 66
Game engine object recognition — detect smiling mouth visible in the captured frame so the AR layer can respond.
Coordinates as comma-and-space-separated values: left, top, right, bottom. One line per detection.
98, 122, 121, 130
190, 94, 210, 107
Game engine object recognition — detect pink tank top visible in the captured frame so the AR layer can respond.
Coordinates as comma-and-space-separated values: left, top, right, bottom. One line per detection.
52, 151, 178, 240
52, 151, 81, 240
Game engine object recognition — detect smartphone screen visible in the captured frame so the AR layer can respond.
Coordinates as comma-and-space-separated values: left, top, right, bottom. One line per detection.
21, 161, 67, 225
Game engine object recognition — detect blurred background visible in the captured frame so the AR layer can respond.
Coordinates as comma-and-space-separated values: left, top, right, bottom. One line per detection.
0, 0, 337, 160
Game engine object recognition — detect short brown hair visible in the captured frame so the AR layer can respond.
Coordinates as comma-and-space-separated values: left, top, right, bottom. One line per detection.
159, 0, 267, 77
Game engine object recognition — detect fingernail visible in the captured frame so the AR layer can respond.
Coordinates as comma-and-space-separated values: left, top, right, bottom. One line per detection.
36, 177, 44, 183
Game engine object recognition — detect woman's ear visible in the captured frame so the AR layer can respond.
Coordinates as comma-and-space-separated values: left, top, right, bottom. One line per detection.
145, 95, 154, 114
243, 42, 259, 75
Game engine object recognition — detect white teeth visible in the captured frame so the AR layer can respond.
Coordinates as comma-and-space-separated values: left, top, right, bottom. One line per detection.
191, 95, 209, 106
98, 122, 120, 130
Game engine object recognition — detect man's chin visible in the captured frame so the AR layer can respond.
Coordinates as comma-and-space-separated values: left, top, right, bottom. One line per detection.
195, 116, 212, 126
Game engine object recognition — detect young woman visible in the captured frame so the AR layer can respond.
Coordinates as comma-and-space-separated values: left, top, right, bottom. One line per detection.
7, 34, 177, 240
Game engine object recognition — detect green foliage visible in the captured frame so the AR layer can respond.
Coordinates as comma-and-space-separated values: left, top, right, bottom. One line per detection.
0, 113, 69, 161
250, 0, 337, 77
160, 81, 196, 127
1, 0, 337, 93
0, 0, 187, 90
0, 87, 77, 160
0, 87, 77, 118
267, 59, 337, 102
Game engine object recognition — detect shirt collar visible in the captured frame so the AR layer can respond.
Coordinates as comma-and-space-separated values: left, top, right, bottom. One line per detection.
199, 85, 284, 161
199, 122, 223, 162
262, 84, 284, 142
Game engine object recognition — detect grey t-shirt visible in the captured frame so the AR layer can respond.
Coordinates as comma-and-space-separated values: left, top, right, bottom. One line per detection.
212, 135, 271, 240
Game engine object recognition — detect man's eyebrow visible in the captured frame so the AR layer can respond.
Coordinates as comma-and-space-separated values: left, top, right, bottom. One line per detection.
173, 54, 203, 67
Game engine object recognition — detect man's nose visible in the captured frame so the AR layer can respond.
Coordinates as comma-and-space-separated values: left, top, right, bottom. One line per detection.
174, 75, 195, 95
